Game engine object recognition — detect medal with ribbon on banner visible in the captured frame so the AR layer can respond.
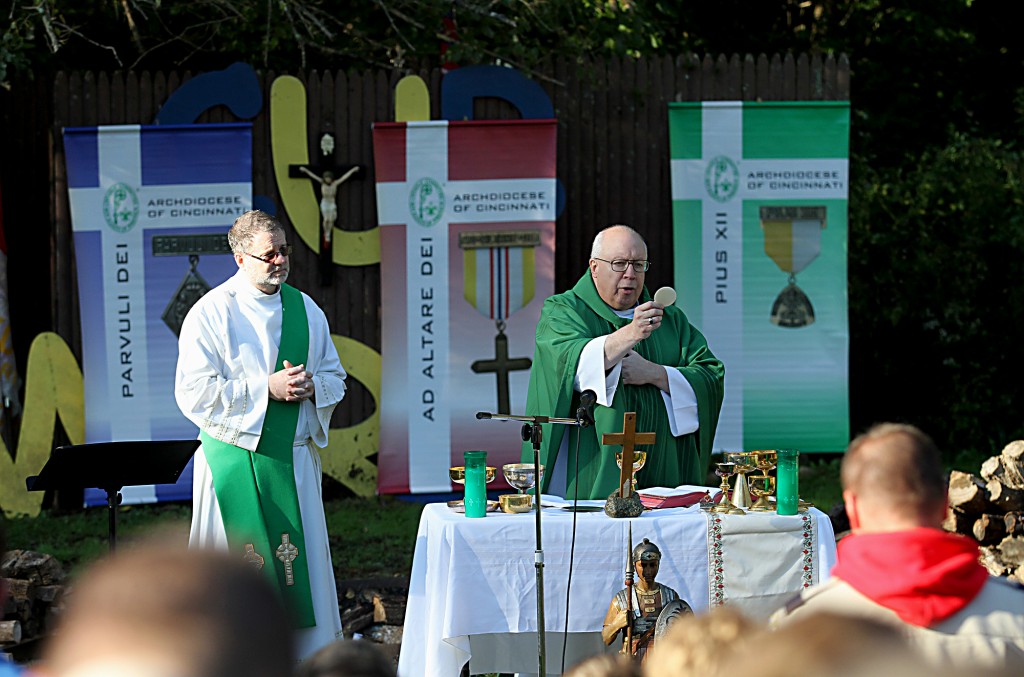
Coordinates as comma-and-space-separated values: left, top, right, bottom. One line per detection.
760, 206, 826, 328
461, 229, 539, 414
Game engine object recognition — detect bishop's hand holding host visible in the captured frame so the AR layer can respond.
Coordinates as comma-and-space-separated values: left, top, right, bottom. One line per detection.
522, 225, 725, 499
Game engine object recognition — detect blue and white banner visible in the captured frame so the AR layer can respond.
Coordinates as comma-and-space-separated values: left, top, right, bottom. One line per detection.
64, 123, 252, 504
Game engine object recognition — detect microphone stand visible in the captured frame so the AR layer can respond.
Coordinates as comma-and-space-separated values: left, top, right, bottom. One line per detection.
476, 407, 591, 676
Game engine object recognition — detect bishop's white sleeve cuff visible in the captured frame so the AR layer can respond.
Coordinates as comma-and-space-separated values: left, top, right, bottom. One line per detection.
661, 368, 699, 436
574, 336, 621, 407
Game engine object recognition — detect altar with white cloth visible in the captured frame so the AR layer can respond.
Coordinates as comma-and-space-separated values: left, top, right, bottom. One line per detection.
397, 496, 837, 677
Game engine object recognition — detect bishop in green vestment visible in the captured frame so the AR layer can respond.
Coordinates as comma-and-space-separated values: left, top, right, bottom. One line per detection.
522, 225, 724, 499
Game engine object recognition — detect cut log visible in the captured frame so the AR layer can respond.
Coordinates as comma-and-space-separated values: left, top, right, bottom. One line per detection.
979, 546, 1012, 577
34, 585, 64, 604
980, 456, 1005, 483
372, 593, 406, 625
987, 479, 1024, 512
998, 535, 1024, 567
340, 605, 375, 635
1004, 511, 1024, 537
0, 620, 21, 645
1000, 440, 1024, 488
2, 578, 33, 603
948, 471, 992, 515
943, 507, 973, 535
973, 514, 1007, 545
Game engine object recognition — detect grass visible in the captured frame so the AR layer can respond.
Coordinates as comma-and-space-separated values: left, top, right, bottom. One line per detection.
3, 497, 424, 581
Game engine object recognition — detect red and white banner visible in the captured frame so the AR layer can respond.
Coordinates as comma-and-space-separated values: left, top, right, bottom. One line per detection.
373, 120, 556, 494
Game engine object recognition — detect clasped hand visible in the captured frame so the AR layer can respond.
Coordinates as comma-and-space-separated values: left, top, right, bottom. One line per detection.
269, 359, 314, 402
621, 350, 663, 386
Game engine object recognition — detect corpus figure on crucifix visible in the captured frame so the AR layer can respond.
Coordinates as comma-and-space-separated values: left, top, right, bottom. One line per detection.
298, 166, 360, 242
291, 135, 364, 285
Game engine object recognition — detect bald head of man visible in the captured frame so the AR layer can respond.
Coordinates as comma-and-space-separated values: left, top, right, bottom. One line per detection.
841, 423, 948, 533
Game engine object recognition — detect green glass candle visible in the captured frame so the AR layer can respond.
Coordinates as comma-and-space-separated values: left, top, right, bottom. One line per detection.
776, 449, 800, 515
463, 450, 488, 518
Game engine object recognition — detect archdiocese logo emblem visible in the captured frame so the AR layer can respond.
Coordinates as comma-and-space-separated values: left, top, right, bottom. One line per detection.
704, 156, 739, 203
102, 182, 140, 233
408, 177, 445, 227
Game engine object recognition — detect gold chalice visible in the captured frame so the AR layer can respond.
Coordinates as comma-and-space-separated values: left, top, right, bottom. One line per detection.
449, 465, 497, 485
749, 450, 778, 512
448, 465, 497, 510
615, 451, 648, 492
725, 451, 755, 509
748, 474, 776, 512
711, 462, 745, 515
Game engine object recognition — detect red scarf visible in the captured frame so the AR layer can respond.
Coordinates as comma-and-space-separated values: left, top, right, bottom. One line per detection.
831, 527, 988, 627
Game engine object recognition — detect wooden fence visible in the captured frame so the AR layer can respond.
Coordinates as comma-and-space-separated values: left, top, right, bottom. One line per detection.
37, 52, 849, 429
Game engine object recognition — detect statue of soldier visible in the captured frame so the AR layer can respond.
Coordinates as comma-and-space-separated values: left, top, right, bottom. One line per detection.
601, 538, 687, 661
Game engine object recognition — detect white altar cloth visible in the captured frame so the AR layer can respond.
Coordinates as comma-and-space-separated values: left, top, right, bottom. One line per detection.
398, 498, 836, 677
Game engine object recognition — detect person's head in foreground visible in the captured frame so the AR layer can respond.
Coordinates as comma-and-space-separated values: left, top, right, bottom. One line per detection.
842, 421, 947, 531
642, 606, 755, 677
295, 639, 395, 677
563, 653, 641, 677
39, 540, 294, 677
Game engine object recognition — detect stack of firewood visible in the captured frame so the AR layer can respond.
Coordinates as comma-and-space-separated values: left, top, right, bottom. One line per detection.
338, 578, 407, 664
1, 550, 67, 649
945, 441, 1024, 582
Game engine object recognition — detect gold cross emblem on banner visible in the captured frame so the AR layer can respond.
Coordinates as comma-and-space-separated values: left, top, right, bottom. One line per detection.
602, 412, 656, 497
276, 534, 300, 586
242, 543, 265, 571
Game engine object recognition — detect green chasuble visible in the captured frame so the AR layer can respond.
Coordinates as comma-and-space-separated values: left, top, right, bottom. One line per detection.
200, 283, 316, 627
522, 272, 725, 499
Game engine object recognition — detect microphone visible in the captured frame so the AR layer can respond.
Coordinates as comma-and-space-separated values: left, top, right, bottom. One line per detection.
577, 389, 597, 427
476, 412, 491, 420
653, 286, 677, 307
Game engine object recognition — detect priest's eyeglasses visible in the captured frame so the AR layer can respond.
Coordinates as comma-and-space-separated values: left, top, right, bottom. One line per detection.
592, 257, 650, 272
244, 245, 293, 264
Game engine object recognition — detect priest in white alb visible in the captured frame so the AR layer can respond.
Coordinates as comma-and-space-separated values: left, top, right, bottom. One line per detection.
175, 210, 347, 658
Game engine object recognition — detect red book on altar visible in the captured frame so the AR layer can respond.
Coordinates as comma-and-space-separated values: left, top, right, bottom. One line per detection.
637, 485, 722, 509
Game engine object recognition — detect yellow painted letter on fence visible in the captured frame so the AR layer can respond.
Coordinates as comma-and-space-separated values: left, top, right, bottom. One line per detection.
323, 335, 381, 496
0, 333, 85, 516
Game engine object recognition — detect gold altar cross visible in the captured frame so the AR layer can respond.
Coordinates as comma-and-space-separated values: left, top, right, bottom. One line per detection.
276, 533, 300, 586
602, 412, 656, 497
242, 543, 265, 571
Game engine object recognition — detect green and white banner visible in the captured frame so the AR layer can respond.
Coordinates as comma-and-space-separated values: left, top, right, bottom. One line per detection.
669, 102, 850, 452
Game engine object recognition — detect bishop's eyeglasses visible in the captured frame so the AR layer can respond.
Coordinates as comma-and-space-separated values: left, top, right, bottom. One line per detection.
592, 257, 650, 272
244, 244, 293, 264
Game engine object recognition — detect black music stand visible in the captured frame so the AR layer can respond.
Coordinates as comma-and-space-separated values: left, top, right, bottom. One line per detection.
26, 440, 200, 551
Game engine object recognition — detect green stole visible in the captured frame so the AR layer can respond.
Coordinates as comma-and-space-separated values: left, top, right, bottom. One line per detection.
200, 283, 315, 627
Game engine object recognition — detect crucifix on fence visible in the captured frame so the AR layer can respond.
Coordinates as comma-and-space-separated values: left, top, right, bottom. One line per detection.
289, 132, 364, 285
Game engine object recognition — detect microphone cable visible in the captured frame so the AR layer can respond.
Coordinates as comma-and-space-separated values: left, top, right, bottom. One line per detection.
560, 399, 589, 673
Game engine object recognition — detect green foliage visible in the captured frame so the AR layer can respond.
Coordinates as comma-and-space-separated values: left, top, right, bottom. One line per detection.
849, 133, 1024, 458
